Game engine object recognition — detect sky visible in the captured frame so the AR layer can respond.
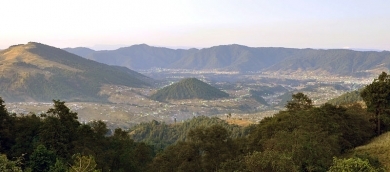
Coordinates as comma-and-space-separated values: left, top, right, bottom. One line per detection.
1, 0, 389, 50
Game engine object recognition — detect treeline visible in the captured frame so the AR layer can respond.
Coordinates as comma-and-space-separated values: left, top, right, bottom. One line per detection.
0, 97, 386, 171
147, 101, 382, 171
0, 100, 153, 171
135, 88, 390, 171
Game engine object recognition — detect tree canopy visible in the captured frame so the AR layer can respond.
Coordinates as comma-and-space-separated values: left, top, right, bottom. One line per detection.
361, 71, 390, 135
285, 92, 313, 111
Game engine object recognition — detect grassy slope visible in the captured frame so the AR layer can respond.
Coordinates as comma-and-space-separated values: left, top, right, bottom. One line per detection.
349, 132, 390, 169
225, 118, 254, 126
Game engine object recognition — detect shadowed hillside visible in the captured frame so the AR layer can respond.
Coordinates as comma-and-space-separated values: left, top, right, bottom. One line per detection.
328, 90, 363, 105
63, 47, 96, 58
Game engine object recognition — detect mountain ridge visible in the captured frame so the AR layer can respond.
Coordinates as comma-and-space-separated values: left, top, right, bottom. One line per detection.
0, 42, 151, 102
65, 44, 390, 76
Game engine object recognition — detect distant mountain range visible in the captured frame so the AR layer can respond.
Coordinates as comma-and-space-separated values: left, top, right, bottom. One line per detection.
0, 42, 151, 102
150, 78, 229, 101
64, 44, 390, 76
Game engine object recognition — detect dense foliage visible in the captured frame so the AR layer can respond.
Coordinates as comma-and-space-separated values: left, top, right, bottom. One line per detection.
328, 157, 383, 172
361, 72, 390, 135
150, 78, 229, 101
146, 101, 379, 171
0, 96, 385, 171
2, 72, 390, 171
0, 99, 153, 171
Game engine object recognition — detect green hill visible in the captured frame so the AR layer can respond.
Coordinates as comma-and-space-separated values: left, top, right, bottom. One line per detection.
0, 42, 151, 102
248, 90, 269, 105
150, 78, 229, 101
328, 90, 363, 105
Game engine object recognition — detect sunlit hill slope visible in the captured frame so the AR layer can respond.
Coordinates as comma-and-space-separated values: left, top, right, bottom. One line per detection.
0, 42, 151, 102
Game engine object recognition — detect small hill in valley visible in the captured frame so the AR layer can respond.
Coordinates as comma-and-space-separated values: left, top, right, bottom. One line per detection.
0, 42, 151, 102
150, 78, 229, 101
248, 90, 269, 106
328, 90, 363, 105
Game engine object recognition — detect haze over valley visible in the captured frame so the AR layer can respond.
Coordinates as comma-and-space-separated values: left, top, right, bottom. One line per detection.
2, 1, 390, 171
0, 42, 382, 129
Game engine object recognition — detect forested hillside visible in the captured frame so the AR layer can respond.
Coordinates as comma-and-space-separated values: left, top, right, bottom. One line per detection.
147, 100, 382, 171
328, 90, 363, 105
129, 116, 251, 151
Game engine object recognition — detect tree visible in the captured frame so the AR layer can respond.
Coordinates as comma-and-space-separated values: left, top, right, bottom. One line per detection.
0, 97, 14, 154
49, 159, 68, 172
187, 125, 236, 171
47, 100, 78, 123
361, 72, 390, 135
39, 100, 80, 160
0, 154, 22, 172
69, 154, 99, 172
88, 120, 108, 137
0, 97, 8, 117
10, 114, 42, 161
28, 144, 56, 172
133, 143, 153, 171
285, 92, 313, 111
245, 150, 298, 172
328, 157, 382, 172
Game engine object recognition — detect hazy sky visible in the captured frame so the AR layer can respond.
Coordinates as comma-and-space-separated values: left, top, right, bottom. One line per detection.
1, 0, 389, 50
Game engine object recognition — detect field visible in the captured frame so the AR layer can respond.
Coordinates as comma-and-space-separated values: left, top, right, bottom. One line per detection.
225, 118, 254, 126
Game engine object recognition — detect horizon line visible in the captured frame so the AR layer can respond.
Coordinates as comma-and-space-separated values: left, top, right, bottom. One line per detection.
1, 42, 387, 52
